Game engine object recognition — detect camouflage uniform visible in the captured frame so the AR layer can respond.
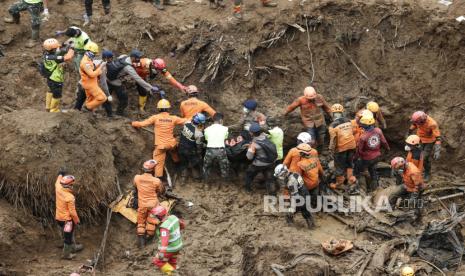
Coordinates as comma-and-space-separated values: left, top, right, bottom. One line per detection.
8, 0, 43, 29
203, 148, 229, 179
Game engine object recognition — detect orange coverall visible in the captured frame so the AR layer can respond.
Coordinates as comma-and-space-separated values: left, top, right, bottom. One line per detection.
283, 147, 319, 173
132, 112, 187, 177
402, 162, 424, 192
180, 97, 216, 119
80, 54, 107, 110
296, 156, 324, 191
410, 116, 441, 144
134, 173, 163, 236
55, 175, 80, 225
406, 151, 424, 173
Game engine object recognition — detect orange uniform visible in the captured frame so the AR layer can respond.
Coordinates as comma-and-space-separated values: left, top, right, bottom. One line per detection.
351, 119, 364, 144
55, 175, 80, 224
402, 162, 424, 192
406, 151, 424, 173
132, 112, 187, 177
80, 54, 107, 110
283, 146, 319, 173
296, 156, 324, 191
285, 94, 331, 128
410, 116, 441, 144
329, 118, 356, 153
180, 97, 216, 119
134, 173, 163, 236
133, 58, 152, 80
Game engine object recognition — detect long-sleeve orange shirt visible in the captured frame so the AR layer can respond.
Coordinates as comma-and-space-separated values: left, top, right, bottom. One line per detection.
402, 163, 424, 192
134, 173, 163, 208
296, 156, 324, 190
410, 116, 441, 144
55, 175, 80, 224
132, 112, 187, 146
80, 54, 102, 89
180, 97, 216, 119
285, 94, 331, 128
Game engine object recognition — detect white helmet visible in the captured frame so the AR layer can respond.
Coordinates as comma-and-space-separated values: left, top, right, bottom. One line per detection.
274, 164, 289, 178
297, 132, 312, 144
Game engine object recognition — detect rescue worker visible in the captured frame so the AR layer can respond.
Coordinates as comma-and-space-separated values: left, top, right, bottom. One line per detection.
151, 206, 185, 276
285, 86, 332, 154
55, 169, 83, 260
296, 143, 324, 210
41, 38, 74, 112
4, 0, 49, 47
180, 85, 216, 119
233, 0, 277, 19
358, 101, 387, 129
131, 99, 187, 178
351, 109, 371, 144
274, 164, 314, 228
80, 42, 108, 111
152, 58, 187, 92
328, 104, 357, 190
102, 50, 158, 116
83, 0, 111, 25
178, 113, 206, 182
203, 113, 230, 182
409, 111, 441, 181
405, 135, 424, 173
130, 49, 157, 112
283, 133, 318, 173
268, 123, 284, 161
245, 122, 277, 194
354, 113, 390, 191
134, 160, 163, 247
230, 99, 267, 131
390, 157, 425, 211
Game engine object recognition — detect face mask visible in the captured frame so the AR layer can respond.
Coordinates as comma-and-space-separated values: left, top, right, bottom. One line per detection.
404, 145, 411, 151
243, 107, 249, 114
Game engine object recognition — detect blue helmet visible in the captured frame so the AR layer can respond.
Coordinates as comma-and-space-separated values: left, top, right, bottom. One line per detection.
130, 49, 143, 59
102, 49, 114, 59
243, 99, 258, 111
249, 122, 261, 133
192, 113, 207, 125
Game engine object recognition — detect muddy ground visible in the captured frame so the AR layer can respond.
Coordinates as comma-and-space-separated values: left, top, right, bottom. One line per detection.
1, 0, 465, 275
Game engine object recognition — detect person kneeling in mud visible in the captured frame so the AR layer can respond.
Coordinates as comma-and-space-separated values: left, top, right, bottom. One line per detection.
274, 164, 314, 229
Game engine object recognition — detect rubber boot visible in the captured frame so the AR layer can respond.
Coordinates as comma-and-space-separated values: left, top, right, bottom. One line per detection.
164, 0, 177, 6
233, 6, 242, 19
50, 98, 61, 112
305, 216, 315, 229
62, 244, 76, 260
346, 168, 357, 185
330, 176, 345, 190
139, 96, 147, 112
83, 14, 91, 26
160, 263, 175, 275
423, 170, 431, 182
138, 236, 146, 248
153, 0, 165, 10
103, 4, 111, 15
26, 27, 40, 48
72, 243, 84, 253
209, 0, 217, 9
4, 14, 20, 24
46, 92, 53, 112
286, 213, 293, 225
262, 0, 278, 7
369, 177, 379, 192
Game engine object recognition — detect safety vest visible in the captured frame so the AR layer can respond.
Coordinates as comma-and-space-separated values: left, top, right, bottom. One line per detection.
133, 58, 152, 79
44, 59, 65, 83
25, 0, 42, 4
157, 215, 183, 253
70, 27, 90, 52
268, 127, 284, 160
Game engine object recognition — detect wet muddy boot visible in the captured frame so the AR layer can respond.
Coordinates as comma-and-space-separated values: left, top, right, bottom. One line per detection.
83, 14, 91, 26
209, 0, 217, 9
330, 176, 345, 190
72, 243, 84, 253
305, 217, 315, 229
26, 27, 40, 48
262, 0, 277, 7
153, 0, 165, 10
164, 0, 177, 6
104, 4, 111, 14
4, 14, 20, 24
423, 170, 431, 182
62, 244, 76, 260
138, 236, 146, 248
286, 213, 294, 225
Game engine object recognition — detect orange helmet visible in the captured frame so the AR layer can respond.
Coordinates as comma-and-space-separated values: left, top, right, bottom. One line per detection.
143, 159, 157, 171
186, 85, 199, 94
411, 111, 427, 124
60, 175, 76, 186
303, 86, 317, 99
43, 38, 60, 51
405, 135, 420, 145
150, 205, 167, 219
297, 143, 312, 153
390, 157, 406, 170
153, 58, 166, 70
331, 103, 344, 113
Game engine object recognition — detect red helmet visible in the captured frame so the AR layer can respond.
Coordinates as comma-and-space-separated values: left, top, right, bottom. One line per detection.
411, 111, 427, 124
143, 159, 157, 171
390, 157, 406, 170
150, 205, 167, 219
153, 58, 166, 70
60, 175, 76, 185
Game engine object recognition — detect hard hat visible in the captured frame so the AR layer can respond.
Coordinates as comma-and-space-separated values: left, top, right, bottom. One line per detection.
411, 111, 427, 124
360, 109, 374, 118
249, 122, 261, 133
366, 101, 379, 113
186, 85, 199, 94
101, 49, 114, 59
297, 132, 312, 144
360, 115, 375, 125
43, 38, 60, 51
243, 99, 258, 111
405, 135, 421, 145
84, 42, 99, 54
274, 164, 289, 178
150, 205, 167, 219
390, 157, 406, 170
143, 159, 157, 171
400, 266, 414, 276
192, 113, 206, 125
303, 86, 317, 99
129, 49, 143, 59
297, 143, 312, 153
60, 175, 76, 186
153, 58, 166, 70
157, 99, 171, 109
331, 103, 344, 113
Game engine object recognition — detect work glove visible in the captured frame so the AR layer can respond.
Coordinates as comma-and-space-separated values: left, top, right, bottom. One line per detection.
151, 85, 160, 93
58, 167, 67, 176
55, 30, 66, 37
42, 9, 49, 21
433, 143, 441, 160
107, 95, 113, 102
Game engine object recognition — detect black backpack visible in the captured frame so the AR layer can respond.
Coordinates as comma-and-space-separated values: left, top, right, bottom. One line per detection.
106, 57, 130, 81
255, 138, 278, 163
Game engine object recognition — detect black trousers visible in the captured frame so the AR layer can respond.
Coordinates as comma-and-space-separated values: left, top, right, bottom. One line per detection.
57, 220, 74, 245
354, 158, 379, 191
107, 83, 128, 115
47, 79, 63, 98
245, 164, 274, 193
74, 84, 86, 110
84, 0, 110, 16
178, 147, 202, 173
334, 149, 354, 176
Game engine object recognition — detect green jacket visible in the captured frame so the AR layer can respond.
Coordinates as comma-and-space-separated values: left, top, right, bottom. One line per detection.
70, 27, 90, 52
43, 50, 68, 83
156, 215, 183, 253
268, 127, 284, 160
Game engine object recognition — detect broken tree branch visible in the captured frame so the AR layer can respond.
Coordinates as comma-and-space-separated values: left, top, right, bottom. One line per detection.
355, 253, 372, 276
335, 45, 370, 80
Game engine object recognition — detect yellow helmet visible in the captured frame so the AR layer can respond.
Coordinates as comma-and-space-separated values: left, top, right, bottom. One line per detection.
84, 41, 99, 54
405, 135, 420, 145
157, 99, 171, 109
331, 103, 344, 113
360, 115, 375, 125
360, 109, 374, 118
366, 101, 379, 113
43, 38, 60, 51
400, 266, 414, 276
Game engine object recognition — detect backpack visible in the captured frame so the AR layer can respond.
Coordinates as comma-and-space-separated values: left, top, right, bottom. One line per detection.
255, 138, 278, 164
106, 57, 130, 81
